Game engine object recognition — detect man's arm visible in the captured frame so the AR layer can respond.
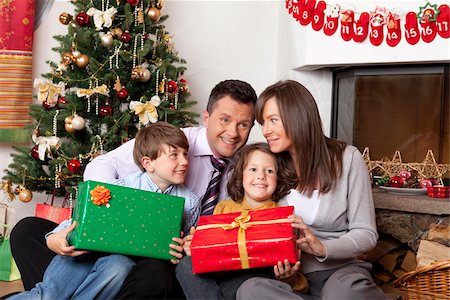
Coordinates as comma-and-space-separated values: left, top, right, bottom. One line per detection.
83, 139, 139, 182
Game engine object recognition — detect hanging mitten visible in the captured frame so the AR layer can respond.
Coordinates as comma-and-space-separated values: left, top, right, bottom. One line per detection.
340, 9, 354, 41
311, 1, 326, 31
404, 11, 420, 45
323, 4, 340, 36
437, 4, 450, 38
353, 12, 369, 42
386, 12, 401, 47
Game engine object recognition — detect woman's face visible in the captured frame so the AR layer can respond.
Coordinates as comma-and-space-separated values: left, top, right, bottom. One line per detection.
260, 97, 293, 154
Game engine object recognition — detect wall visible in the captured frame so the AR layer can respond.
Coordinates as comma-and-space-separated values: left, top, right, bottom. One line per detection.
1, 0, 449, 221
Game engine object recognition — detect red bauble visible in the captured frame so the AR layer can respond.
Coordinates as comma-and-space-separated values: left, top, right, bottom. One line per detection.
75, 12, 89, 26
43, 101, 54, 110
388, 176, 404, 188
31, 145, 40, 160
179, 78, 187, 84
169, 104, 176, 110
117, 88, 129, 101
127, 0, 139, 6
99, 105, 113, 117
67, 159, 81, 173
121, 31, 132, 43
167, 80, 177, 93
58, 96, 67, 104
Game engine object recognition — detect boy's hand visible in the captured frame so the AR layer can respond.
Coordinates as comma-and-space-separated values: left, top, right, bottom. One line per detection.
169, 236, 184, 264
46, 221, 88, 257
274, 259, 301, 284
182, 226, 196, 256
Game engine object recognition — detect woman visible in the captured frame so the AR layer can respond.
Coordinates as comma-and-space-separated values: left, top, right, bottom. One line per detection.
237, 80, 385, 299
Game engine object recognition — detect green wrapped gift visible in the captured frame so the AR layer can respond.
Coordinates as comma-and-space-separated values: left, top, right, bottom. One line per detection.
68, 180, 185, 260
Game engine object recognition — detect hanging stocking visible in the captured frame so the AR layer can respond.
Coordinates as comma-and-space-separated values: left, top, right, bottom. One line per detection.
286, 0, 294, 14
404, 11, 420, 45
420, 20, 437, 43
292, 0, 300, 21
437, 4, 450, 39
323, 4, 340, 36
340, 9, 354, 41
311, 1, 326, 31
353, 12, 369, 43
369, 12, 385, 46
386, 12, 401, 47
299, 0, 316, 26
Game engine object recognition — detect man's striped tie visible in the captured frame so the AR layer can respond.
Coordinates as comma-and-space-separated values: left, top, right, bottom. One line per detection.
201, 156, 227, 215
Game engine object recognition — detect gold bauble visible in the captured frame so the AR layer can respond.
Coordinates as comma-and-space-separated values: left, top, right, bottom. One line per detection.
64, 116, 73, 124
75, 54, 90, 68
18, 188, 33, 203
59, 13, 73, 25
111, 27, 123, 37
71, 50, 81, 59
131, 67, 143, 80
140, 68, 151, 82
155, 0, 164, 10
146, 7, 161, 22
100, 33, 114, 47
62, 52, 73, 65
65, 123, 75, 133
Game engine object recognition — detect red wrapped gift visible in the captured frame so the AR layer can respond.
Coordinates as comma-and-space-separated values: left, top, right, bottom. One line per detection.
191, 206, 297, 274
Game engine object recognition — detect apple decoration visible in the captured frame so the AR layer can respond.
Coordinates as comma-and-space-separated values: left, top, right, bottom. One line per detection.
388, 176, 404, 188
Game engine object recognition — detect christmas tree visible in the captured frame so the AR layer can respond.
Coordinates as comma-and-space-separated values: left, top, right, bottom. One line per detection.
3, 0, 198, 202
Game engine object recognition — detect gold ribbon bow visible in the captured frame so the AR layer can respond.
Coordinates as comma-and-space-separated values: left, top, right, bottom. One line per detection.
76, 84, 110, 98
196, 211, 291, 269
34, 79, 65, 105
86, 7, 118, 31
129, 97, 161, 125
1, 180, 15, 202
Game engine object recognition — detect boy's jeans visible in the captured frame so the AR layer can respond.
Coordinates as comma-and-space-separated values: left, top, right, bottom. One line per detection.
9, 253, 135, 300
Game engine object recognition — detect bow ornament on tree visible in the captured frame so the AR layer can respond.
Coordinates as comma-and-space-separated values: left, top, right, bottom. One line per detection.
76, 84, 110, 98
129, 96, 161, 125
34, 79, 65, 105
32, 134, 60, 161
86, 7, 118, 31
1, 180, 15, 201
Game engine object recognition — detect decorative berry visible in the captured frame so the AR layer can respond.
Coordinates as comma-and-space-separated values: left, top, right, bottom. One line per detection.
167, 80, 177, 93
75, 12, 89, 26
117, 88, 129, 101
99, 105, 113, 117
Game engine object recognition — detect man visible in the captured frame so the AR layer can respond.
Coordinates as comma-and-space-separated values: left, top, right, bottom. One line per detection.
10, 79, 257, 298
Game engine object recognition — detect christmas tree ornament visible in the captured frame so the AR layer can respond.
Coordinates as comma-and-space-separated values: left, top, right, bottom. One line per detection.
100, 32, 114, 47
87, 7, 118, 31
110, 27, 123, 37
99, 105, 113, 117
18, 187, 33, 202
59, 13, 73, 25
62, 52, 74, 65
353, 12, 369, 42
75, 54, 90, 68
146, 7, 161, 22
167, 80, 177, 93
75, 11, 89, 26
127, 0, 139, 6
43, 101, 54, 110
58, 96, 67, 104
437, 4, 450, 38
68, 159, 81, 173
71, 50, 81, 59
65, 123, 75, 133
340, 9, 354, 41
386, 12, 401, 47
64, 116, 73, 124
131, 67, 143, 80
156, 0, 164, 10
311, 1, 326, 31
140, 68, 151, 82
71, 115, 86, 130
323, 4, 340, 36
388, 176, 404, 188
31, 145, 40, 160
117, 88, 129, 101
405, 11, 420, 45
130, 99, 160, 125
121, 31, 132, 43
179, 79, 189, 93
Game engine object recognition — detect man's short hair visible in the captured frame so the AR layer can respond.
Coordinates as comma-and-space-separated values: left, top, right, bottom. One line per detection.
207, 80, 257, 113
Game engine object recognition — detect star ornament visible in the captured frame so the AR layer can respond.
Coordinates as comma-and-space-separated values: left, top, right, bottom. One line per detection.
417, 2, 440, 22
408, 150, 450, 181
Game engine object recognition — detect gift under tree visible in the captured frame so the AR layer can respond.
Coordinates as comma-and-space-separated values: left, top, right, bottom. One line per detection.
3, 0, 198, 201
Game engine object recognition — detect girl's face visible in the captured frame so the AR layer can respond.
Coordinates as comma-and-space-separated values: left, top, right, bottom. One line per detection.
243, 150, 278, 203
260, 97, 294, 154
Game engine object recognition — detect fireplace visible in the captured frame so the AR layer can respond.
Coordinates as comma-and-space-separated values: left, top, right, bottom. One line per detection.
331, 63, 449, 182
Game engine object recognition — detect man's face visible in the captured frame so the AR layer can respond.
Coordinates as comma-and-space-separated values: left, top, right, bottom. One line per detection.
203, 96, 254, 158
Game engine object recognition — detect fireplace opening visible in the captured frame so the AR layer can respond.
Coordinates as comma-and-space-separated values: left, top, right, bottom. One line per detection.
331, 63, 449, 182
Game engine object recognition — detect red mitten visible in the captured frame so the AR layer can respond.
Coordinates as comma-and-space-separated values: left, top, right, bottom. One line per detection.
353, 12, 369, 43
299, 0, 316, 26
323, 4, 340, 36
404, 11, 420, 45
340, 9, 354, 41
420, 8, 437, 43
437, 4, 450, 38
369, 13, 385, 46
311, 1, 326, 31
286, 0, 294, 14
292, 0, 300, 21
386, 13, 401, 47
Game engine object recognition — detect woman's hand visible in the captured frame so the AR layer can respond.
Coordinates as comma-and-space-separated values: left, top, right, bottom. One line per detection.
274, 259, 300, 284
182, 226, 196, 256
289, 215, 326, 258
46, 221, 87, 257
170, 234, 185, 264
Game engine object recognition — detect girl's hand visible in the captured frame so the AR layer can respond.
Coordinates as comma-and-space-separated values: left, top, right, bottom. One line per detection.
182, 227, 196, 256
169, 236, 184, 264
46, 221, 87, 257
274, 259, 300, 284
289, 215, 326, 258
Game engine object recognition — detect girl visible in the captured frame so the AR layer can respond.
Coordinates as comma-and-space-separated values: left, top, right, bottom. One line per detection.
237, 80, 385, 299
176, 143, 308, 299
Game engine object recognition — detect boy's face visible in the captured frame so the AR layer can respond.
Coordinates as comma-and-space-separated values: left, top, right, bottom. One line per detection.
243, 150, 277, 203
203, 96, 254, 159
142, 144, 189, 191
